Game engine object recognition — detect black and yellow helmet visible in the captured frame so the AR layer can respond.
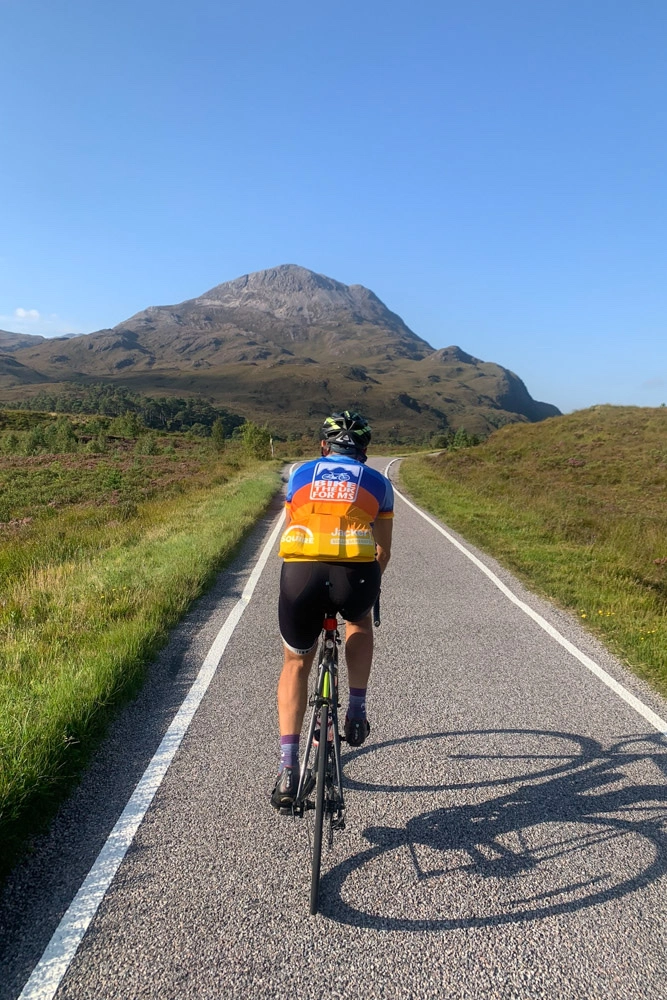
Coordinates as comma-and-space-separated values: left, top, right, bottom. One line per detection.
321, 411, 372, 452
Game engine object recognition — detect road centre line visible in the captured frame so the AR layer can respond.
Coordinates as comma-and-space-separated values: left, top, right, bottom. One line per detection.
385, 459, 667, 737
18, 514, 284, 1000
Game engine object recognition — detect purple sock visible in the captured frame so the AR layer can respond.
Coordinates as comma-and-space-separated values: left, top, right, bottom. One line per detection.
280, 735, 300, 770
347, 687, 367, 721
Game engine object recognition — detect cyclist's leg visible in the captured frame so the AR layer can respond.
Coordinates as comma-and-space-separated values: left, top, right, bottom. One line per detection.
332, 561, 381, 746
273, 562, 326, 808
277, 561, 328, 734
277, 644, 317, 736
334, 560, 380, 686
344, 614, 373, 689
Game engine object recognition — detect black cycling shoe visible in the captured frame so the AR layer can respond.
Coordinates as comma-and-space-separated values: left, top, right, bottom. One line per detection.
271, 766, 299, 812
344, 716, 371, 747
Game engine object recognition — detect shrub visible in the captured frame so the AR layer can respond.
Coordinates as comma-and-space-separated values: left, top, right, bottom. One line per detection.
1, 432, 20, 455
211, 417, 226, 451
188, 423, 209, 438
451, 427, 481, 450
25, 425, 47, 454
236, 421, 272, 460
430, 433, 449, 449
134, 433, 160, 456
49, 418, 78, 453
109, 413, 146, 438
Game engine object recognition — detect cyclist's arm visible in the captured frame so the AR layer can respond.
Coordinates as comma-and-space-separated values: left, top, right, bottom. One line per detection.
373, 517, 392, 574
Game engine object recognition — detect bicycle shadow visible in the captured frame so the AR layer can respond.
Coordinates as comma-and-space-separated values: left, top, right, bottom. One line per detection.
320, 728, 667, 929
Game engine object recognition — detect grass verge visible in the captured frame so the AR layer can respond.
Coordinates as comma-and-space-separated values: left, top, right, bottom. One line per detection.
0, 458, 280, 879
400, 406, 667, 697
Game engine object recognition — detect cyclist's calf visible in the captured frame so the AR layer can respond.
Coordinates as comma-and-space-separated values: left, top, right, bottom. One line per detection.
344, 613, 374, 690
277, 646, 318, 736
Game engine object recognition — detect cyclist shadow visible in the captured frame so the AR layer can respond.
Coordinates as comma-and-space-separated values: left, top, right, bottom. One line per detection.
321, 728, 667, 929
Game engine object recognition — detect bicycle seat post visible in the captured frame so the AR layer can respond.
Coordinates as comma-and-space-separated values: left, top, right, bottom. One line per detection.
323, 615, 338, 650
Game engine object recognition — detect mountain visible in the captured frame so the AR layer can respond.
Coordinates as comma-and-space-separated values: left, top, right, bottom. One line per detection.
0, 354, 50, 384
0, 265, 560, 439
0, 330, 47, 352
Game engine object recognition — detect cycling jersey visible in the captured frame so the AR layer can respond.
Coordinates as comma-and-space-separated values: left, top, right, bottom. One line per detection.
279, 455, 394, 562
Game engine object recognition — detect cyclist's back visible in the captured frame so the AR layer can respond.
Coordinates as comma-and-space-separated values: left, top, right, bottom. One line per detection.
280, 452, 393, 563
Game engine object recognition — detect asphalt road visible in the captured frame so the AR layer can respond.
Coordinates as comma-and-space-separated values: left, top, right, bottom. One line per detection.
2, 458, 666, 999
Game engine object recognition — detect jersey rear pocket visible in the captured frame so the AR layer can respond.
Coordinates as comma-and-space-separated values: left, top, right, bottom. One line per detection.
279, 514, 375, 560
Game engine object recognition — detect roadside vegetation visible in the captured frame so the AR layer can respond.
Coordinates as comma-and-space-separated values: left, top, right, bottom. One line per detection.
0, 410, 279, 878
400, 406, 667, 695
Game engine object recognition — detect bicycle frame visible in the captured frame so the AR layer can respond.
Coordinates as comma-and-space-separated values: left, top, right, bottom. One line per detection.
292, 597, 379, 913
294, 614, 346, 826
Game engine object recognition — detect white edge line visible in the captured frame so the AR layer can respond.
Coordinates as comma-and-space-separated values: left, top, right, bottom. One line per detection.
385, 459, 667, 737
18, 514, 284, 1000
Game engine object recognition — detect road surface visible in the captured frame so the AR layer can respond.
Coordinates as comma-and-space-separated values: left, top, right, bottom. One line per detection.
1, 458, 666, 999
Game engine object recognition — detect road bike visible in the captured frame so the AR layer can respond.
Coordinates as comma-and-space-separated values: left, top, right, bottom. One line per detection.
293, 598, 380, 915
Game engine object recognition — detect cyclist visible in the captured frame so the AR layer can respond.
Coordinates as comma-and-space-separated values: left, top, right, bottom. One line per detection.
271, 410, 394, 811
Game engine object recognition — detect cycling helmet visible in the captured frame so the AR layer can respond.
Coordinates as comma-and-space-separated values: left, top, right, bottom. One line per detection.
321, 410, 372, 454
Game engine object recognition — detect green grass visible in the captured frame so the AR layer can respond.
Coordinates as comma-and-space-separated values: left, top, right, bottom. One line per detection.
0, 437, 280, 878
400, 406, 667, 694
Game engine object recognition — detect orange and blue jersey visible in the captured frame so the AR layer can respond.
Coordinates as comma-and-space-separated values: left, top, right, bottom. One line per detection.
279, 455, 394, 562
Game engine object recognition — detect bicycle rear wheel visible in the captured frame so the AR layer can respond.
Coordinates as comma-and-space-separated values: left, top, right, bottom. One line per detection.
310, 702, 329, 915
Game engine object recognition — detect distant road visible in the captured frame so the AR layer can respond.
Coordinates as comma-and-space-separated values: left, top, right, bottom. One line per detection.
2, 458, 666, 1000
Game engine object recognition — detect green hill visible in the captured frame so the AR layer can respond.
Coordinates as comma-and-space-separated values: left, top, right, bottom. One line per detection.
401, 405, 667, 693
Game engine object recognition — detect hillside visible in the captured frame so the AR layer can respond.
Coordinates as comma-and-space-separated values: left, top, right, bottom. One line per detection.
0, 265, 560, 439
0, 330, 46, 352
401, 405, 667, 691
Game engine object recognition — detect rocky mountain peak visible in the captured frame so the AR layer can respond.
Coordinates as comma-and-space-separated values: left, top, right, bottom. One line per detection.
191, 264, 412, 333
200, 264, 349, 303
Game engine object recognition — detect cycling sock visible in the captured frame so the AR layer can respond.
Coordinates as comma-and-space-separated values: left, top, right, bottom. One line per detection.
279, 735, 300, 770
347, 687, 367, 721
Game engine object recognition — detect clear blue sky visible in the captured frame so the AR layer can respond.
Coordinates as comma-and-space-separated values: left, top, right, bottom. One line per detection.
2, 0, 666, 412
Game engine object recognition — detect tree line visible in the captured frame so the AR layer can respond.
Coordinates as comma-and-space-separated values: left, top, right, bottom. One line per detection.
2, 383, 245, 436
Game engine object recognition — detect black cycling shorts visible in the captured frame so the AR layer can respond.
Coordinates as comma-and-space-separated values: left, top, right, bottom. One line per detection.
279, 560, 382, 654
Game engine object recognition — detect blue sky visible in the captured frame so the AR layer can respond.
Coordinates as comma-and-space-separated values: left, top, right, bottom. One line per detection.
2, 0, 666, 412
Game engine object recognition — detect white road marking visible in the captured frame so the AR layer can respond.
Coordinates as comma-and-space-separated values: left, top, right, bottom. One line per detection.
18, 514, 284, 1000
17, 459, 667, 998
385, 459, 667, 737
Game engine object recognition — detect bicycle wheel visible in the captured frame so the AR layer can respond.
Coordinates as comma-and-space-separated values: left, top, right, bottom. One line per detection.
310, 701, 329, 915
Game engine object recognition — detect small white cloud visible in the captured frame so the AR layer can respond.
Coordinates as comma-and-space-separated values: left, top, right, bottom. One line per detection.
0, 309, 81, 337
